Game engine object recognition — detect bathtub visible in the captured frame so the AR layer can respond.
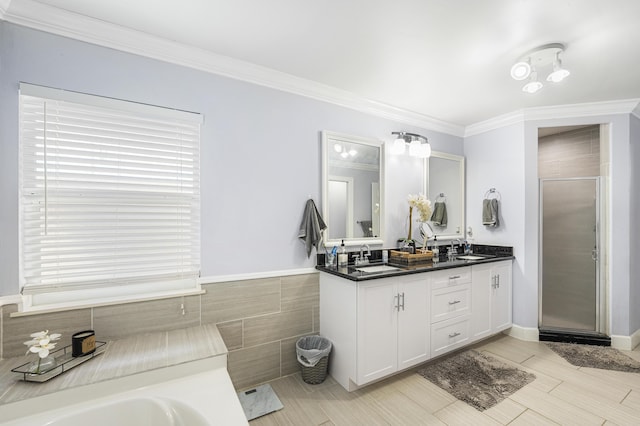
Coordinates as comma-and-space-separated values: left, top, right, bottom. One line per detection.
1, 358, 248, 425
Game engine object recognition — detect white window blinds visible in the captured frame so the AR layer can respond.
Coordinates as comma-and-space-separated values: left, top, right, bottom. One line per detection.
19, 83, 202, 298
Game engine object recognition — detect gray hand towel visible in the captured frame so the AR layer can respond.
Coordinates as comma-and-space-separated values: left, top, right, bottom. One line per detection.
430, 201, 448, 226
482, 198, 499, 227
298, 199, 327, 257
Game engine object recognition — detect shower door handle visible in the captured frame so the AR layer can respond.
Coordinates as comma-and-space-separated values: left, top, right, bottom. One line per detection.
592, 248, 598, 261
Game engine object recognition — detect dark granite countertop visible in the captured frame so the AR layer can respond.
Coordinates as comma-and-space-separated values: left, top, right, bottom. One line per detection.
316, 254, 514, 281
316, 244, 514, 281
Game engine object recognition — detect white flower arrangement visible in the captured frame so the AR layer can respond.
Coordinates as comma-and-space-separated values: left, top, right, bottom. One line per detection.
405, 193, 433, 251
408, 193, 432, 222
24, 330, 61, 373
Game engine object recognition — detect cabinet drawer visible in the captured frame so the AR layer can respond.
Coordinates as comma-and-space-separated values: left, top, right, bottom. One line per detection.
430, 267, 471, 290
431, 283, 471, 322
431, 315, 470, 357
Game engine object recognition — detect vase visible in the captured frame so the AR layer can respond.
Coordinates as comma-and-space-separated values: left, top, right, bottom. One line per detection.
28, 355, 56, 374
407, 206, 414, 241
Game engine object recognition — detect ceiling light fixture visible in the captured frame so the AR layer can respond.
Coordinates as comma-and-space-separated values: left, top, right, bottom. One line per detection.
547, 52, 570, 83
390, 132, 431, 158
511, 43, 570, 93
334, 143, 357, 158
522, 69, 543, 94
510, 59, 531, 81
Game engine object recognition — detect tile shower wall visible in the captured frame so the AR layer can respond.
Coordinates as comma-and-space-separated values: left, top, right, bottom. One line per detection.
538, 125, 601, 179
0, 272, 319, 390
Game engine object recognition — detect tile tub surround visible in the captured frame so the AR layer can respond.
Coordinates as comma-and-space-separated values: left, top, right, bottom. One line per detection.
0, 323, 228, 406
0, 272, 319, 391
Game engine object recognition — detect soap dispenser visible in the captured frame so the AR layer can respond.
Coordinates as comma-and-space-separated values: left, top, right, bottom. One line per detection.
338, 240, 348, 267
432, 236, 439, 263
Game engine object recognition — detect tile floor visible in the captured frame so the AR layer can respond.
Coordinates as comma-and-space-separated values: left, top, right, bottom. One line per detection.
248, 335, 640, 425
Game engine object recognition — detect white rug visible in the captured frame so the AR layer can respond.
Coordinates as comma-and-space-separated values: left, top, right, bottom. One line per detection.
237, 384, 284, 421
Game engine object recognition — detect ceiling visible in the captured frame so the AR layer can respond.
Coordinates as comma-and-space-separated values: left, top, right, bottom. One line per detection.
3, 0, 640, 130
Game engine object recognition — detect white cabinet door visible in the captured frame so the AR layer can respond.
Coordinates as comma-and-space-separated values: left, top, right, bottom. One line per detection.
356, 278, 398, 384
470, 260, 512, 342
397, 275, 430, 370
471, 264, 492, 341
491, 261, 512, 331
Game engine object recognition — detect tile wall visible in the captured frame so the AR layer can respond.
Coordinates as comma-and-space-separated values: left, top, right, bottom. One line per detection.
538, 125, 601, 179
0, 272, 319, 390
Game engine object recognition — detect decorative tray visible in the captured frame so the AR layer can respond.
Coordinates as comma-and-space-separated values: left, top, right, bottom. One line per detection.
11, 341, 107, 383
389, 249, 433, 265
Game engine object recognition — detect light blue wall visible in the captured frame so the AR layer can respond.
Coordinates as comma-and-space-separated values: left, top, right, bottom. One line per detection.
630, 114, 640, 334
465, 123, 531, 327
0, 22, 463, 296
465, 114, 637, 337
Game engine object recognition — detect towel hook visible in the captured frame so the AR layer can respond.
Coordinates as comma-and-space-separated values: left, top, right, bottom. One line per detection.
484, 188, 501, 200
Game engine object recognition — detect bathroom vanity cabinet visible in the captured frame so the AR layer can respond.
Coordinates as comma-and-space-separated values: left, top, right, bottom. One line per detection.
356, 275, 430, 385
470, 260, 513, 340
429, 267, 472, 357
319, 259, 512, 391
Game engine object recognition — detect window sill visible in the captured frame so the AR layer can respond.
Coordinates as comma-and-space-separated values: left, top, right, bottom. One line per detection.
11, 287, 206, 317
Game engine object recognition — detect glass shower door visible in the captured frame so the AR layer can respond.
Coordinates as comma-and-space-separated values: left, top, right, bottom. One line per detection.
539, 178, 600, 333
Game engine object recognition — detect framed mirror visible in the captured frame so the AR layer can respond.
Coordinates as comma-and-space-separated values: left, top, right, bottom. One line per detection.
322, 131, 384, 246
424, 151, 465, 240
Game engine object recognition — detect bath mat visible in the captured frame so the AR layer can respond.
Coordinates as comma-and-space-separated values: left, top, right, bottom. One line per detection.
547, 342, 640, 373
237, 384, 283, 421
417, 350, 535, 411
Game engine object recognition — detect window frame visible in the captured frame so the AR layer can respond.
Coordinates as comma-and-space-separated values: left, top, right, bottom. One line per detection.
18, 83, 203, 312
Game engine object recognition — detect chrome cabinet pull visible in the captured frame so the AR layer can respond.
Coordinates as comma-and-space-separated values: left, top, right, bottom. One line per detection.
400, 292, 405, 311
449, 275, 461, 280
394, 294, 399, 311
496, 275, 500, 288
448, 332, 461, 338
448, 300, 461, 305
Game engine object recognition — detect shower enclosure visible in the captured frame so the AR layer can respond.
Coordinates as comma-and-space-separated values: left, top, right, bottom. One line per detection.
539, 177, 604, 335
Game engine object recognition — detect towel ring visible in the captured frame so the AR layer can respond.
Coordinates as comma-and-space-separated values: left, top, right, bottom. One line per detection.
484, 188, 501, 200
436, 192, 446, 202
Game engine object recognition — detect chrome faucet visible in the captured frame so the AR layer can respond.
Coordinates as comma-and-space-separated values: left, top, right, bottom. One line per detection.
449, 239, 461, 261
358, 244, 371, 265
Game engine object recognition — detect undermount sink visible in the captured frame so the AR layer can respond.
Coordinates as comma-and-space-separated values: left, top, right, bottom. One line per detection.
355, 264, 402, 273
457, 255, 494, 261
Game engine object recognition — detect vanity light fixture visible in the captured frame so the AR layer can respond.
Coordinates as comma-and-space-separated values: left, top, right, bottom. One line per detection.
391, 135, 407, 155
391, 132, 431, 158
511, 43, 570, 93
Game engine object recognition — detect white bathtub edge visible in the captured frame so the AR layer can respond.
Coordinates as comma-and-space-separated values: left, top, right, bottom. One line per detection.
0, 356, 247, 425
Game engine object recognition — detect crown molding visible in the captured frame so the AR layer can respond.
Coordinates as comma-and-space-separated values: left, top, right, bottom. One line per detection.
463, 110, 526, 137
2, 0, 465, 137
0, 0, 10, 18
465, 98, 640, 137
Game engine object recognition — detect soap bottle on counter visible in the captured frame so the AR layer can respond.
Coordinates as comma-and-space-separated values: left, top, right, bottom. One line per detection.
337, 239, 348, 267
432, 236, 439, 263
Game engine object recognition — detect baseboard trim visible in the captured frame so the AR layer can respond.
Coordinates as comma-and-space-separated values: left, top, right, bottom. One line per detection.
505, 324, 539, 342
611, 328, 640, 350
